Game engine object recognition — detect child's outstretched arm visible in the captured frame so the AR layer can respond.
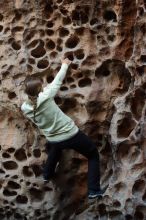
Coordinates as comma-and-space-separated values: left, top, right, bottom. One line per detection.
42, 58, 71, 98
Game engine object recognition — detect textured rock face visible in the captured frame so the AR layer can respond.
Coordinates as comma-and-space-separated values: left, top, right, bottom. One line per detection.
0, 0, 146, 219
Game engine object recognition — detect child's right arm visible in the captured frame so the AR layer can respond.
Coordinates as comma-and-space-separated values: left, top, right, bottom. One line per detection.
42, 58, 71, 98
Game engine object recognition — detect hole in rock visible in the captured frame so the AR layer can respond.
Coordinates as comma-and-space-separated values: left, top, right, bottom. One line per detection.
60, 86, 68, 91
54, 5, 58, 9
117, 112, 136, 138
54, 96, 63, 105
95, 63, 111, 77
7, 181, 20, 189
0, 14, 3, 21
114, 182, 126, 193
22, 166, 33, 177
108, 35, 115, 41
125, 214, 133, 220
12, 175, 18, 179
3, 200, 8, 204
64, 51, 74, 61
129, 147, 141, 165
61, 98, 77, 112
82, 54, 97, 66
72, 10, 88, 24
98, 203, 106, 215
113, 200, 121, 208
14, 149, 27, 161
44, 3, 53, 15
103, 10, 117, 21
34, 209, 41, 217
24, 29, 36, 42
59, 27, 69, 37
29, 187, 44, 201
75, 27, 85, 35
46, 29, 54, 36
31, 164, 42, 177
62, 16, 72, 25
57, 0, 63, 3
3, 189, 17, 197
125, 47, 133, 59
14, 213, 23, 219
12, 41, 21, 50
134, 211, 144, 220
109, 211, 123, 220
31, 42, 46, 58
8, 92, 16, 99
14, 10, 22, 21
140, 23, 146, 35
29, 58, 35, 64
90, 18, 99, 26
72, 10, 80, 20
131, 88, 145, 120
136, 66, 145, 75
19, 58, 26, 64
33, 149, 41, 158
74, 72, 83, 80
39, 29, 45, 37
60, 7, 68, 15
6, 211, 12, 218
28, 39, 39, 49
16, 195, 28, 204
74, 49, 85, 60
66, 77, 74, 83
37, 60, 49, 69
65, 35, 79, 48
46, 21, 54, 28
78, 78, 92, 87
3, 161, 18, 170
27, 64, 33, 73
0, 214, 5, 220
57, 38, 62, 45
12, 26, 23, 33
5, 204, 10, 210
139, 7, 144, 16
46, 39, 55, 50
0, 25, 3, 32
70, 63, 78, 70
47, 75, 54, 83
140, 55, 146, 62
2, 152, 10, 158
50, 51, 58, 59
56, 45, 62, 52
27, 152, 32, 157
0, 207, 4, 212
0, 169, 5, 174
132, 179, 145, 196
7, 148, 15, 153
26, 181, 31, 186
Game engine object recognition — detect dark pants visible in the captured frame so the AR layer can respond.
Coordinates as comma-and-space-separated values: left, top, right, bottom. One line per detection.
43, 130, 100, 192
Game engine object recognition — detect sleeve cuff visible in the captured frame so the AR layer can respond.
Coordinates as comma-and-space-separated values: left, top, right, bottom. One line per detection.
61, 63, 69, 70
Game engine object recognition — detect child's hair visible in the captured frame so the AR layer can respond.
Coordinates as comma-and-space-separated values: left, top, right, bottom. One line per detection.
24, 76, 43, 122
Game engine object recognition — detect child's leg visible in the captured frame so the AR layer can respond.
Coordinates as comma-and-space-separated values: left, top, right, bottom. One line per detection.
87, 148, 100, 192
59, 130, 101, 192
43, 144, 62, 180
72, 132, 100, 192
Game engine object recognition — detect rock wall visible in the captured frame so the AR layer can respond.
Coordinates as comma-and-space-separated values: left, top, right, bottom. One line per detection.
0, 0, 146, 219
